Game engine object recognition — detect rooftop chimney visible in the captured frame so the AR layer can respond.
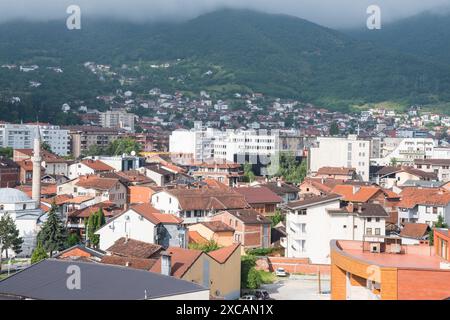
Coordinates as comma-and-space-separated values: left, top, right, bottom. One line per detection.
347, 202, 354, 213
358, 204, 363, 214
161, 251, 172, 277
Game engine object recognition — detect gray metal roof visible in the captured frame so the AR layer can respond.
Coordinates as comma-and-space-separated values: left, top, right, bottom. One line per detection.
0, 259, 207, 300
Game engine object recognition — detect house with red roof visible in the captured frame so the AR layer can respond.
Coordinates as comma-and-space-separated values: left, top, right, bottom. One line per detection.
397, 187, 450, 227
95, 203, 187, 251
57, 175, 128, 208
68, 159, 115, 180
234, 186, 282, 216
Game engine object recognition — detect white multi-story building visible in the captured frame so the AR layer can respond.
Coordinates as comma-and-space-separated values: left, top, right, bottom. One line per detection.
371, 137, 437, 166
213, 129, 279, 166
99, 110, 136, 132
284, 195, 387, 264
309, 135, 371, 181
0, 123, 70, 156
169, 125, 281, 174
169, 126, 220, 162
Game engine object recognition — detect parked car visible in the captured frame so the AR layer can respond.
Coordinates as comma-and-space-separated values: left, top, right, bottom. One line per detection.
240, 295, 258, 300
254, 289, 271, 300
275, 267, 288, 277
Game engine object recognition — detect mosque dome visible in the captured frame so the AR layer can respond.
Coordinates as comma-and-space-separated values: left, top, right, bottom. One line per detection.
0, 188, 31, 203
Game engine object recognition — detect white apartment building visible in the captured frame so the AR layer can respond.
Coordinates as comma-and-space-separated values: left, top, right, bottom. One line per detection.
309, 135, 371, 181
169, 127, 220, 162
213, 130, 279, 174
285, 195, 387, 264
169, 123, 282, 168
433, 147, 450, 159
99, 110, 136, 132
0, 123, 70, 156
371, 137, 437, 166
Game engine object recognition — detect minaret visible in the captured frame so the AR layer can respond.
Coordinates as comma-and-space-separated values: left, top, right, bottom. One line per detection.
31, 126, 42, 204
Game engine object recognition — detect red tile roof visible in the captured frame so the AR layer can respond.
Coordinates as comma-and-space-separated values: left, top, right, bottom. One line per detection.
400, 223, 430, 239
398, 187, 450, 209
106, 237, 163, 258
131, 203, 183, 224
188, 231, 208, 245
149, 247, 203, 278
234, 186, 283, 204
317, 167, 356, 176
167, 188, 249, 211
331, 185, 382, 203
208, 243, 240, 264
75, 176, 122, 190
81, 160, 114, 172
101, 255, 158, 270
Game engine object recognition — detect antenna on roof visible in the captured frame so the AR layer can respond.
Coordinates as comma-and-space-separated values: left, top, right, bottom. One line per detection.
144, 290, 148, 300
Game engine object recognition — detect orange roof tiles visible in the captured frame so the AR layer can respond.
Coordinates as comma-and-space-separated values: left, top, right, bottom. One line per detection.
75, 176, 122, 190
234, 186, 283, 204
398, 187, 450, 209
149, 247, 203, 278
400, 223, 430, 239
188, 231, 208, 245
81, 160, 114, 172
131, 203, 182, 224
331, 185, 382, 203
208, 243, 240, 264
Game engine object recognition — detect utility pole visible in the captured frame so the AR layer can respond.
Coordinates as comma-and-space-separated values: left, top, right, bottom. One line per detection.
318, 267, 322, 295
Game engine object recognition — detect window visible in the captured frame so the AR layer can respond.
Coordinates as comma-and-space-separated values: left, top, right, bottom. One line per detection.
366, 228, 373, 235
23, 204, 26, 210
367, 218, 372, 222
433, 207, 438, 214
375, 228, 381, 235
375, 218, 380, 222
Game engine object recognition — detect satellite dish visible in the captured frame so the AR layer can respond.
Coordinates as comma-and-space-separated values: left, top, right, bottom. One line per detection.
131, 151, 136, 156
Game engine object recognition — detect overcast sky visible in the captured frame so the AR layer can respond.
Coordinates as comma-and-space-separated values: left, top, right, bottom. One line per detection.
1, 0, 450, 28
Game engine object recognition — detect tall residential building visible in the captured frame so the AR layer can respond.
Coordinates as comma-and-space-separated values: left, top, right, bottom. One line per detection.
370, 137, 437, 166
169, 126, 281, 175
169, 126, 220, 162
65, 126, 121, 158
0, 123, 70, 156
99, 110, 136, 132
309, 135, 371, 181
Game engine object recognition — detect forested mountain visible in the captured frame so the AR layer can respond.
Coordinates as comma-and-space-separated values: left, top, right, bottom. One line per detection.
1, 9, 450, 122
346, 11, 450, 67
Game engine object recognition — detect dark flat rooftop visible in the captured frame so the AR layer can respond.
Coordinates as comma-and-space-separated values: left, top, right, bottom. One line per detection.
0, 259, 207, 300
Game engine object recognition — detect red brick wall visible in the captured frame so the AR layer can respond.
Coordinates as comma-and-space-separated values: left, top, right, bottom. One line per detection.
397, 269, 450, 300
256, 257, 330, 275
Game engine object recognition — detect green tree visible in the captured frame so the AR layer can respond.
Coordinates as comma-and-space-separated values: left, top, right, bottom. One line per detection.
86, 208, 106, 248
275, 153, 307, 184
37, 204, 67, 257
0, 214, 24, 271
66, 233, 81, 247
243, 162, 256, 183
41, 141, 53, 153
247, 267, 263, 289
84, 144, 108, 157
429, 215, 448, 245
241, 255, 265, 289
107, 137, 142, 156
390, 157, 399, 167
30, 242, 48, 264
188, 239, 221, 252
0, 147, 13, 159
270, 209, 284, 226
329, 121, 340, 136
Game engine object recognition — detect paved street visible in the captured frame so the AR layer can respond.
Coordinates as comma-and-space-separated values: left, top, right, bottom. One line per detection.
261, 275, 331, 300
